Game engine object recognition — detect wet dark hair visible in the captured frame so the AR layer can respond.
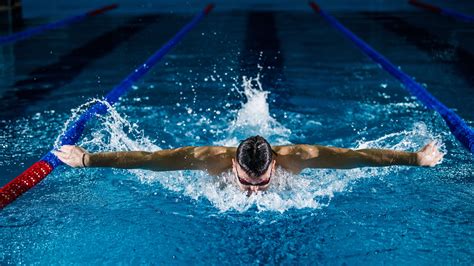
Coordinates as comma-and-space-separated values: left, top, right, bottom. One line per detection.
236, 135, 276, 178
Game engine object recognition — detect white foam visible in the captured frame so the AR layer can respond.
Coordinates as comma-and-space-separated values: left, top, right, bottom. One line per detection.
216, 74, 291, 146
69, 77, 444, 213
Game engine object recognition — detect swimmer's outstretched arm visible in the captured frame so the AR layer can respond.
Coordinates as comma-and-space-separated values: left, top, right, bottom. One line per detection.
53, 145, 234, 174
276, 141, 443, 171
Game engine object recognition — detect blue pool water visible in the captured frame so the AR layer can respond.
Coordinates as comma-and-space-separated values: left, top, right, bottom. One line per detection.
1, 6, 473, 264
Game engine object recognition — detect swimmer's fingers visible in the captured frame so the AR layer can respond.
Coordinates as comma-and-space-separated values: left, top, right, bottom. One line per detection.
52, 150, 76, 167
417, 140, 444, 167
53, 145, 88, 168
57, 145, 89, 154
419, 141, 435, 153
58, 145, 75, 154
432, 148, 444, 167
52, 150, 73, 166
436, 154, 444, 166
428, 141, 444, 166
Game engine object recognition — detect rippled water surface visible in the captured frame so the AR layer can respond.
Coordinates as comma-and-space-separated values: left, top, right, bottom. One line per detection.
0, 8, 473, 264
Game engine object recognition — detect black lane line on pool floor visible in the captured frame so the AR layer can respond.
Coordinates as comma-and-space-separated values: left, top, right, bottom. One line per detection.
241, 11, 290, 105
362, 12, 474, 89
0, 15, 159, 119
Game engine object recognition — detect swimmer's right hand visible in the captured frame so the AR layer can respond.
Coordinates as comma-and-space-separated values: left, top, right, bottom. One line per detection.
52, 145, 90, 168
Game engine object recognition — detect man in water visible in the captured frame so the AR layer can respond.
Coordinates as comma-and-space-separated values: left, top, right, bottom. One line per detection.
53, 135, 443, 193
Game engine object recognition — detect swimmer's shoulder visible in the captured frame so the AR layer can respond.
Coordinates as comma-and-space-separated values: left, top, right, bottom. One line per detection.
194, 146, 235, 176
273, 144, 318, 174
273, 144, 320, 158
193, 145, 234, 157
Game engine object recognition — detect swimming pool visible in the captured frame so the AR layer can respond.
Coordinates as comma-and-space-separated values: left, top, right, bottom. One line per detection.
1, 4, 473, 264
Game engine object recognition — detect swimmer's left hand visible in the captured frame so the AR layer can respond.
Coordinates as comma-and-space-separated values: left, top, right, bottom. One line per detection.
416, 141, 444, 167
52, 145, 90, 168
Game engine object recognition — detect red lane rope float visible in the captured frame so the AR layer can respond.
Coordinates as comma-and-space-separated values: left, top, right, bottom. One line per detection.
0, 161, 53, 208
408, 0, 441, 13
0, 4, 215, 210
408, 0, 474, 23
204, 4, 214, 14
86, 4, 119, 17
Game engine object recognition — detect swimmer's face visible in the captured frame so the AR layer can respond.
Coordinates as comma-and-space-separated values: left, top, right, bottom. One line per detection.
232, 158, 276, 194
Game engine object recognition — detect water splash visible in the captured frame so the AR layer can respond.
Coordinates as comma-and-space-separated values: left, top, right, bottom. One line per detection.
177, 121, 442, 213
69, 77, 444, 213
53, 99, 156, 153
216, 74, 291, 147
355, 122, 446, 153
53, 99, 103, 149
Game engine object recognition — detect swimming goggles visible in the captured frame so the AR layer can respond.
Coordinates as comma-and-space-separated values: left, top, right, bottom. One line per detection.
236, 167, 273, 186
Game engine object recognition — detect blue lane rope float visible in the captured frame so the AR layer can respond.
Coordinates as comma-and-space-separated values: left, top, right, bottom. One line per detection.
0, 4, 215, 209
309, 1, 474, 154
409, 0, 474, 23
0, 4, 118, 45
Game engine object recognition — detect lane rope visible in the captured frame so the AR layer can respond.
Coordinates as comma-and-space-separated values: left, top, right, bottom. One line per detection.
0, 4, 118, 45
408, 0, 474, 23
0, 4, 215, 209
309, 1, 474, 154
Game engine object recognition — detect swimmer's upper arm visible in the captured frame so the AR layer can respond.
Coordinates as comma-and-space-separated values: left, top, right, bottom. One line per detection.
278, 144, 418, 170
88, 146, 233, 173
297, 144, 362, 169
274, 144, 335, 172
145, 146, 204, 171
146, 146, 233, 172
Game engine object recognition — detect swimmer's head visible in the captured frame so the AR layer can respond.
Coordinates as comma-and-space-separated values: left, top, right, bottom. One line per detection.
232, 135, 276, 193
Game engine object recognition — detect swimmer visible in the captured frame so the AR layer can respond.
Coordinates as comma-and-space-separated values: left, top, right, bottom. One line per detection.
53, 135, 443, 193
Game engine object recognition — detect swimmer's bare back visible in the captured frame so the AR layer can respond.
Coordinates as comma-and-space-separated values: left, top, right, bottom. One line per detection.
53, 141, 443, 175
